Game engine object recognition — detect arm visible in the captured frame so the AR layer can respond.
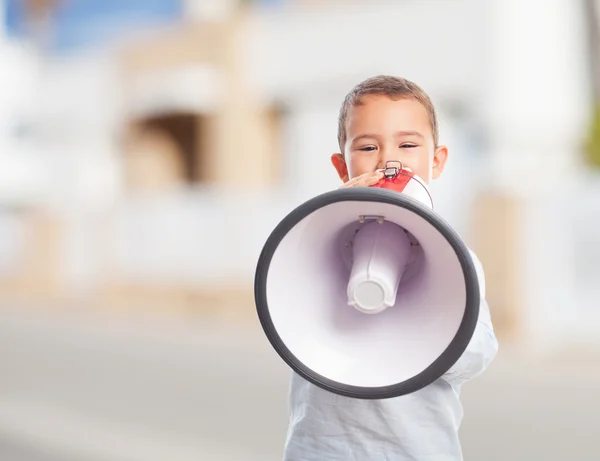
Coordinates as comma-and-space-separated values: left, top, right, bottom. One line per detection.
442, 250, 499, 387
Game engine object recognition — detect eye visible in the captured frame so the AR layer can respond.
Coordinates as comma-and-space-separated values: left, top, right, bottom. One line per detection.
400, 143, 418, 149
358, 146, 377, 152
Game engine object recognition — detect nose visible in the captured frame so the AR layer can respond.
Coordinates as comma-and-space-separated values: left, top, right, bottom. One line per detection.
376, 148, 403, 171
376, 156, 392, 171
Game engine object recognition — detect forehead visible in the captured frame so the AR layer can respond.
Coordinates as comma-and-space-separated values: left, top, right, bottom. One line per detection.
346, 95, 432, 137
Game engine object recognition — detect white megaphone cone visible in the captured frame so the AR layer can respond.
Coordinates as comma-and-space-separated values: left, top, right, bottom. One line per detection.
254, 160, 480, 400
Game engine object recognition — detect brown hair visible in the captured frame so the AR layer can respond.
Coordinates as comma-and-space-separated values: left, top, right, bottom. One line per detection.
337, 75, 439, 151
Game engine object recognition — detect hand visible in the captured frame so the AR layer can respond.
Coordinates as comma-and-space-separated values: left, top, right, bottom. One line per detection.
338, 170, 384, 189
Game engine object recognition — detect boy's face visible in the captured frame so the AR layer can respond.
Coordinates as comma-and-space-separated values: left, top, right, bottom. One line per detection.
331, 95, 448, 185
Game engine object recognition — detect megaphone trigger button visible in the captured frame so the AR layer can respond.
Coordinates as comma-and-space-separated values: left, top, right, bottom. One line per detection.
384, 167, 398, 178
383, 160, 403, 178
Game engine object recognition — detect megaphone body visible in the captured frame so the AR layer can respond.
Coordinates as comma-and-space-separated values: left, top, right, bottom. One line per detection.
255, 161, 479, 400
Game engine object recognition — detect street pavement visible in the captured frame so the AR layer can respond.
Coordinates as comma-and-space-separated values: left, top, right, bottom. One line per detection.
0, 306, 598, 461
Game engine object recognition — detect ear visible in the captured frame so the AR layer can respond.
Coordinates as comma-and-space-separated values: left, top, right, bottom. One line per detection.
431, 145, 448, 180
331, 153, 349, 182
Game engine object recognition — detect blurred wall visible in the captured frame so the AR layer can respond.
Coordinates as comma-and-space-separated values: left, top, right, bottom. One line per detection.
0, 0, 598, 350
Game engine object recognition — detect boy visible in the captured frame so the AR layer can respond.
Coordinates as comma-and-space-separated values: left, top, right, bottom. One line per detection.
282, 75, 498, 461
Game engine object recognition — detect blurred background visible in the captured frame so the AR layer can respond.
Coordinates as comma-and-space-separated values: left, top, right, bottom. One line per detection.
0, 0, 599, 459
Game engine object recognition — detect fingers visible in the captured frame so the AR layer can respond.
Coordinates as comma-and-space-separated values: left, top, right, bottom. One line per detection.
339, 171, 384, 188
360, 171, 384, 186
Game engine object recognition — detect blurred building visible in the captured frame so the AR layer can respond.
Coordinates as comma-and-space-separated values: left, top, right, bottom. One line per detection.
0, 0, 598, 350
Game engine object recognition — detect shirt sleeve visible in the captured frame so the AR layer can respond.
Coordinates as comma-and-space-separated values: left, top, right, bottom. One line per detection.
442, 249, 499, 387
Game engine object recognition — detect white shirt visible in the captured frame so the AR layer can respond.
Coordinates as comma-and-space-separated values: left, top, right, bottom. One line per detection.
282, 250, 498, 461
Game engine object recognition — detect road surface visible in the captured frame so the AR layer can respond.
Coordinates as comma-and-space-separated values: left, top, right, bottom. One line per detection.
0, 306, 598, 460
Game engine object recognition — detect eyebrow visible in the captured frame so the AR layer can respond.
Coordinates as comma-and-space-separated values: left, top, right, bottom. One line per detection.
350, 131, 425, 144
395, 130, 424, 139
350, 134, 379, 144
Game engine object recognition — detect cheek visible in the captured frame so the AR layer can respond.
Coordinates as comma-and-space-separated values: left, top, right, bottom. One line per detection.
404, 152, 432, 182
349, 155, 377, 178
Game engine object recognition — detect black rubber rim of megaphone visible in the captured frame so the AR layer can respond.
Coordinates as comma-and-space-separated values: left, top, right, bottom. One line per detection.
254, 187, 480, 400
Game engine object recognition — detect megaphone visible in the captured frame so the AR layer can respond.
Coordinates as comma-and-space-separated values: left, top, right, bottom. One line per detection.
254, 161, 479, 399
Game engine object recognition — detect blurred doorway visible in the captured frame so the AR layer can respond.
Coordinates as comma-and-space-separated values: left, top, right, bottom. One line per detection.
123, 112, 210, 191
